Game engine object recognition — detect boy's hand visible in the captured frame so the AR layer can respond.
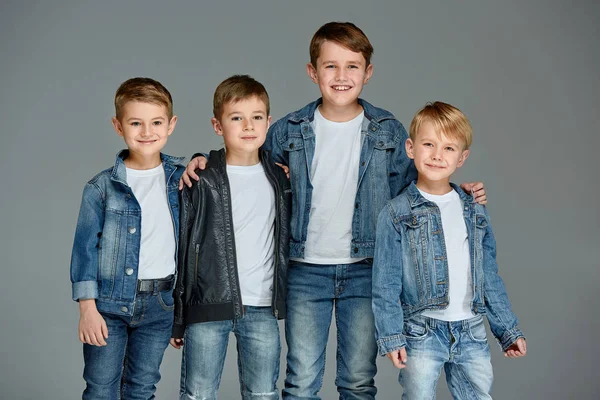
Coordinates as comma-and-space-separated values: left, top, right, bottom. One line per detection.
275, 163, 290, 179
78, 299, 108, 346
504, 337, 527, 358
460, 182, 487, 205
170, 338, 184, 349
179, 157, 208, 189
386, 347, 408, 369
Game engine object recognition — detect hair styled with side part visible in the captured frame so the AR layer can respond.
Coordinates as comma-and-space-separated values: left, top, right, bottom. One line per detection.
410, 102, 473, 149
309, 22, 374, 67
114, 77, 173, 120
213, 75, 270, 120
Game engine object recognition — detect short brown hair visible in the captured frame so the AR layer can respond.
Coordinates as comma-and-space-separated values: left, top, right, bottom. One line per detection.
309, 22, 374, 67
114, 77, 173, 120
213, 75, 270, 119
409, 102, 473, 149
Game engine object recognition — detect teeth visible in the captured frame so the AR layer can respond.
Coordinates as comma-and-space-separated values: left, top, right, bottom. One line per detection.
333, 85, 351, 91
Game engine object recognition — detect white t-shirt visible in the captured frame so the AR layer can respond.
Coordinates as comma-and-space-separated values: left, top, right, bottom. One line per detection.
126, 164, 176, 280
295, 107, 364, 264
227, 162, 275, 306
419, 188, 475, 321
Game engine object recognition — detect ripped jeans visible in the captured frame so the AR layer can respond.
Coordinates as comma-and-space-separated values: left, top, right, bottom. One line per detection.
180, 306, 280, 400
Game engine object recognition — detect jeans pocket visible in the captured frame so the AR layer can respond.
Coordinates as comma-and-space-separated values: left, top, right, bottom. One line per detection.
467, 316, 488, 343
404, 317, 429, 340
157, 289, 175, 311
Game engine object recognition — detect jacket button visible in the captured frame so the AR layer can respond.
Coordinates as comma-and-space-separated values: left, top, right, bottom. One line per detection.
125, 268, 134, 276
355, 203, 359, 209
377, 141, 384, 147
289, 143, 295, 149
413, 217, 417, 224
126, 193, 131, 199
128, 227, 136, 234
361, 161, 365, 166
354, 247, 359, 253
120, 306, 128, 313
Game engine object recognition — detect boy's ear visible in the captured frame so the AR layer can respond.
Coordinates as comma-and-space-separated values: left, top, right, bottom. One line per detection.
211, 117, 223, 136
112, 116, 124, 137
457, 149, 470, 168
267, 115, 272, 130
405, 138, 415, 159
167, 115, 178, 136
306, 63, 318, 84
364, 63, 374, 84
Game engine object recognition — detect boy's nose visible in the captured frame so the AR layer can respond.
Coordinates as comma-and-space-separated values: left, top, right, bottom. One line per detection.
243, 120, 254, 131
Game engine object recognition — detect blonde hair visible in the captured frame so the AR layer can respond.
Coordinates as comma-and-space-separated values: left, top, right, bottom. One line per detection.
409, 101, 472, 149
309, 22, 374, 67
114, 77, 173, 120
213, 75, 270, 120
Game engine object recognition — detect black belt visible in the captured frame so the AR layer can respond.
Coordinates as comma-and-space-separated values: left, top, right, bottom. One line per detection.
137, 274, 175, 293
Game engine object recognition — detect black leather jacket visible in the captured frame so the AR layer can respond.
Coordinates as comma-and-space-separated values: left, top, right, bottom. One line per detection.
172, 149, 291, 338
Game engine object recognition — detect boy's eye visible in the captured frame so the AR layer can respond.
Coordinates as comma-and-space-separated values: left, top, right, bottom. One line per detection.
445, 147, 455, 151
253, 115, 263, 120
153, 121, 162, 126
325, 65, 335, 69
231, 116, 242, 121
423, 143, 433, 147
348, 65, 359, 69
131, 122, 141, 127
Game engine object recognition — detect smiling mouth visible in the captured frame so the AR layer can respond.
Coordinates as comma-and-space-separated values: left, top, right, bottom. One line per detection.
332, 85, 352, 91
138, 139, 158, 144
241, 136, 257, 140
425, 163, 445, 169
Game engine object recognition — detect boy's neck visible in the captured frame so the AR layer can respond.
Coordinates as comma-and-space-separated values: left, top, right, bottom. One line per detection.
225, 149, 260, 166
416, 177, 453, 196
124, 152, 162, 170
319, 101, 363, 122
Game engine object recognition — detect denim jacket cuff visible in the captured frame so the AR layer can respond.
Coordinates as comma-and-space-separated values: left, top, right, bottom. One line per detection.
376, 334, 407, 356
498, 327, 525, 352
72, 281, 99, 301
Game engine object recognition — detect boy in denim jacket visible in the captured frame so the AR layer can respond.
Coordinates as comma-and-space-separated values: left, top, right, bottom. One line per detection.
180, 23, 486, 399
70, 77, 184, 399
372, 102, 526, 399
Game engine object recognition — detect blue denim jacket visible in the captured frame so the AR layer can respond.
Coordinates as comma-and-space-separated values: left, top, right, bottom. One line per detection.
372, 182, 524, 354
70, 150, 185, 316
263, 98, 417, 259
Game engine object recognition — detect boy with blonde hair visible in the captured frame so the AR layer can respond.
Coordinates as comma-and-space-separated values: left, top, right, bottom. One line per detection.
372, 102, 526, 399
171, 75, 291, 400
70, 77, 184, 399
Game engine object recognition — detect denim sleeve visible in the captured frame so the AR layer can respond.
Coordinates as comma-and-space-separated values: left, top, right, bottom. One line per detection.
70, 182, 105, 301
172, 184, 198, 339
480, 207, 525, 351
262, 120, 288, 165
372, 204, 407, 356
388, 120, 417, 197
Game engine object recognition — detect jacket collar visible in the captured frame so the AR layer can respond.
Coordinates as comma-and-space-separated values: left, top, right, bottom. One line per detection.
406, 181, 473, 208
286, 98, 395, 124
110, 149, 184, 185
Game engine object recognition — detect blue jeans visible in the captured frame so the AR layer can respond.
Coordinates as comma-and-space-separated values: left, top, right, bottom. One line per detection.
82, 286, 174, 400
399, 315, 494, 400
283, 261, 377, 400
180, 306, 280, 400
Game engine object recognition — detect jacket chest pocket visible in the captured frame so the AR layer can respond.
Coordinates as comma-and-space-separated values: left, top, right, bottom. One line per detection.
400, 214, 430, 297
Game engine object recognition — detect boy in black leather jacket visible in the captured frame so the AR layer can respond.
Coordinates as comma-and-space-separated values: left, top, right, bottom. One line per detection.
171, 75, 291, 400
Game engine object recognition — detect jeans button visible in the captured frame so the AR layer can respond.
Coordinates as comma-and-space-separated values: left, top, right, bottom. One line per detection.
353, 247, 359, 253
125, 268, 134, 276
128, 227, 136, 234
120, 306, 128, 313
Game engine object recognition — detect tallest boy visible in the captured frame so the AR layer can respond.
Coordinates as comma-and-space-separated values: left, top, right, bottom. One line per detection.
181, 22, 486, 399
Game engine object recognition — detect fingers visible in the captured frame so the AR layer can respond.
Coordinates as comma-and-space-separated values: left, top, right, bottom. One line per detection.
181, 172, 193, 188
518, 338, 527, 355
98, 319, 108, 346
386, 349, 408, 369
275, 163, 291, 179
170, 338, 184, 349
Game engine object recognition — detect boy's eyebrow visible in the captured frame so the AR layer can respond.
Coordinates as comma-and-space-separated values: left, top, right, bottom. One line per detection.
321, 59, 363, 65
125, 116, 166, 122
225, 110, 266, 117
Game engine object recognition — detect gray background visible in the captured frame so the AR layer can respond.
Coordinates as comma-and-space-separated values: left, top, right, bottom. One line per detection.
1, 0, 598, 399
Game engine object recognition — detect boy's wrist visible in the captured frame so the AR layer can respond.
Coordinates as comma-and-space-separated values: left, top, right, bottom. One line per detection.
78, 298, 97, 312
